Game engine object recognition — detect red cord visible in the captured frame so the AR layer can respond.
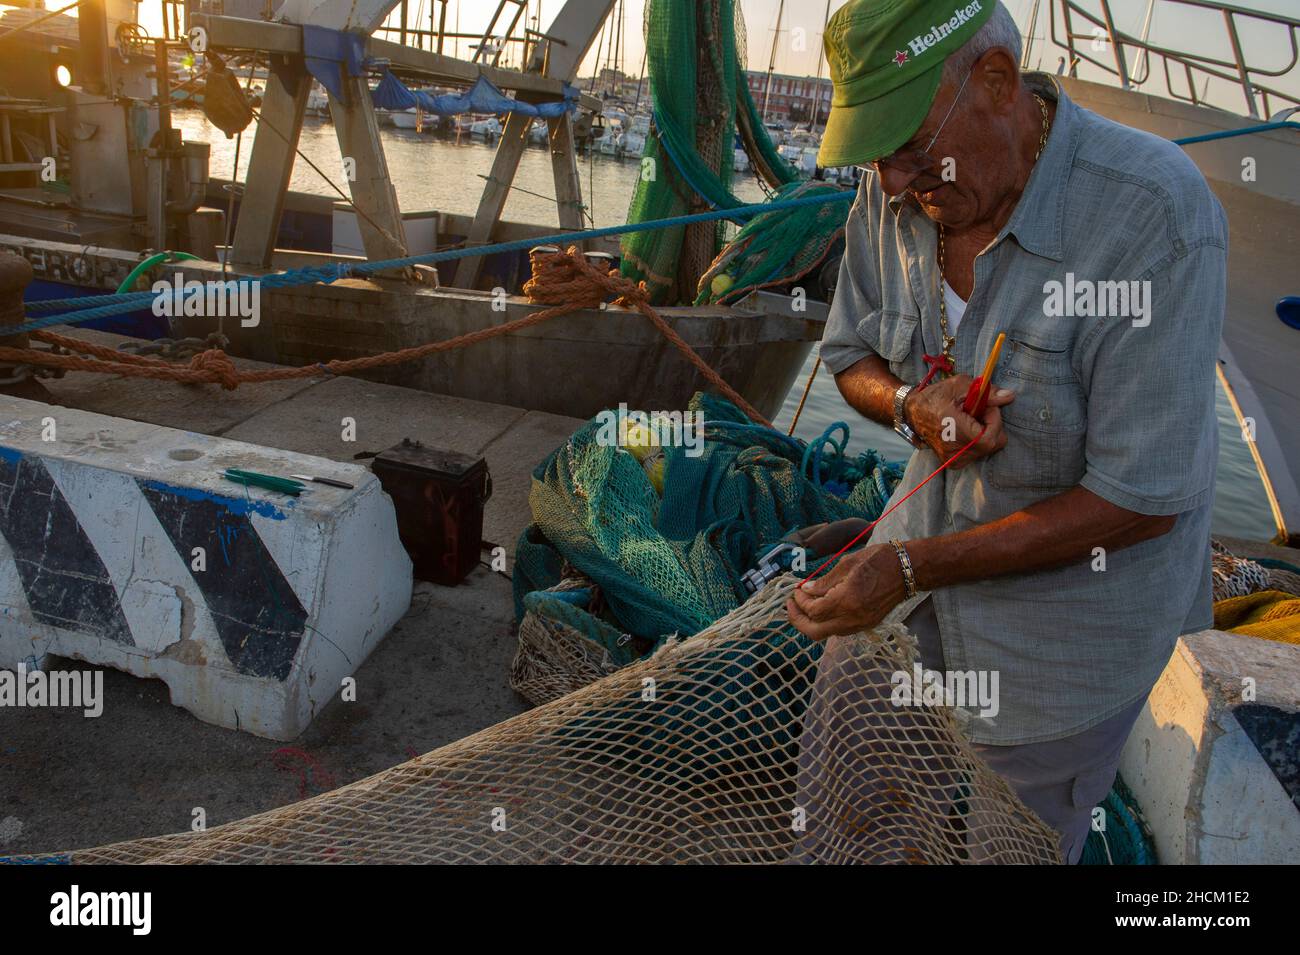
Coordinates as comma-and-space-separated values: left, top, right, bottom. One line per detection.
798, 425, 988, 588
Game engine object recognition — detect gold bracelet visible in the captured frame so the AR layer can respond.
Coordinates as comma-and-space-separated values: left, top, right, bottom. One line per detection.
890, 539, 918, 599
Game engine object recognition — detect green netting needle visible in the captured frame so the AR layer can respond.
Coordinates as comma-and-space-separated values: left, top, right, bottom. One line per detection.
223, 468, 305, 496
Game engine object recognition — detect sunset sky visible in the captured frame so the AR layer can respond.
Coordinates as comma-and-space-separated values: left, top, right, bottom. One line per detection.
11, 0, 1298, 106
432, 0, 1300, 99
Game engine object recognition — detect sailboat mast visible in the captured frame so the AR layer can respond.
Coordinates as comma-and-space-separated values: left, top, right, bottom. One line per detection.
762, 0, 786, 122
612, 0, 625, 95
809, 0, 832, 131
1021, 0, 1040, 70
633, 45, 648, 111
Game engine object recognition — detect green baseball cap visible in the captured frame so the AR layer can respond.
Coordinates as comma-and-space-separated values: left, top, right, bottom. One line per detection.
818, 0, 995, 167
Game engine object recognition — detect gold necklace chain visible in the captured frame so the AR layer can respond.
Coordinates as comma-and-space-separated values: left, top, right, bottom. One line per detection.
935, 93, 1051, 369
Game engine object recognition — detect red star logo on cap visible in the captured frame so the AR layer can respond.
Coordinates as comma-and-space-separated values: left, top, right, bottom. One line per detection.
894, 50, 909, 67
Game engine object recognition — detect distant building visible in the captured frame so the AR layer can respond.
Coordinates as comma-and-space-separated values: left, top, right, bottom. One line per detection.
745, 71, 833, 127
598, 67, 633, 90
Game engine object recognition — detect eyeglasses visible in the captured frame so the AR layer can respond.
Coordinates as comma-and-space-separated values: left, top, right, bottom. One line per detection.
872, 66, 974, 175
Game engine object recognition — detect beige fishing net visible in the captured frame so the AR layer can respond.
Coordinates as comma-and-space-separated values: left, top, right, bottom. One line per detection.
55, 580, 1060, 864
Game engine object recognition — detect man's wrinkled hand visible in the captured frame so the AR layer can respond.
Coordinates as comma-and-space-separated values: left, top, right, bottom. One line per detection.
905, 375, 1014, 468
786, 543, 907, 642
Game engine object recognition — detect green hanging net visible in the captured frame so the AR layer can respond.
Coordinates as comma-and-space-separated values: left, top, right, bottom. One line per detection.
619, 0, 846, 306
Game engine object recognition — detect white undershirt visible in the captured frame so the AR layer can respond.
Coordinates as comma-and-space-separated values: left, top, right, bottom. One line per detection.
942, 279, 968, 336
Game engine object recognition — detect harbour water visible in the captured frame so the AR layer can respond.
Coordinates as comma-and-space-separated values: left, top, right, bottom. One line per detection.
179, 111, 1279, 541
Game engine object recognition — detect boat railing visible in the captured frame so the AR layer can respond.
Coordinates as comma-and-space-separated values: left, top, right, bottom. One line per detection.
368, 0, 564, 72
1049, 0, 1300, 119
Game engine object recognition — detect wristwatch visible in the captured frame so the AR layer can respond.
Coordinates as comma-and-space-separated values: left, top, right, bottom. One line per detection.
892, 384, 925, 449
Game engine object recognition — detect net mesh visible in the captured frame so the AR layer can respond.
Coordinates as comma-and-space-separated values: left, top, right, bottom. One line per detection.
35, 582, 1060, 864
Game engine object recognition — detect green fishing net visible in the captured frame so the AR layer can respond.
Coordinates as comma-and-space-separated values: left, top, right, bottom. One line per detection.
695, 180, 847, 306
619, 0, 843, 306
513, 393, 905, 656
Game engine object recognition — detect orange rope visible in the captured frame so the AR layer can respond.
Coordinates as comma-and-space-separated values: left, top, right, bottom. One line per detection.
787, 355, 820, 436
3, 248, 772, 427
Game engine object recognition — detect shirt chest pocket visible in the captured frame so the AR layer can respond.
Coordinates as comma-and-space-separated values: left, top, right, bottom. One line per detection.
986, 339, 1088, 492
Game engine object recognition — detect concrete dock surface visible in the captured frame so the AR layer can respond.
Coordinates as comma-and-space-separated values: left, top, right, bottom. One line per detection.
1, 328, 580, 856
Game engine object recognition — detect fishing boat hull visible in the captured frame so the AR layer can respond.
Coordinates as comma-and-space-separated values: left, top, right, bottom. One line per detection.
1062, 77, 1300, 544
1118, 610, 1300, 863
171, 262, 822, 422
3, 235, 821, 423
389, 109, 421, 130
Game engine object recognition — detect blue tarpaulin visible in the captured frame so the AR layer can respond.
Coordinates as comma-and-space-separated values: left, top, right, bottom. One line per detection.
300, 25, 576, 118
370, 70, 578, 118
303, 25, 366, 101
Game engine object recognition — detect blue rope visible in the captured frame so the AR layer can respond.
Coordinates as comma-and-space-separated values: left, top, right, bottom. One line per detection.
801, 422, 850, 487
1172, 120, 1299, 146
13, 191, 857, 338
22, 121, 1284, 340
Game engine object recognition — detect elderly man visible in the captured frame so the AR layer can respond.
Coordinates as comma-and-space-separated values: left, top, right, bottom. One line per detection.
786, 0, 1225, 863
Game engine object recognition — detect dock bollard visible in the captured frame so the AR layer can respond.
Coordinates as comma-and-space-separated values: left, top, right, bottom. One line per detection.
0, 252, 47, 399
527, 244, 562, 279
0, 251, 33, 349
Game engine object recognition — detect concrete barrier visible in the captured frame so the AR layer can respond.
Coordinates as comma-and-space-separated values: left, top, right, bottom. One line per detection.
0, 395, 412, 739
1119, 628, 1300, 863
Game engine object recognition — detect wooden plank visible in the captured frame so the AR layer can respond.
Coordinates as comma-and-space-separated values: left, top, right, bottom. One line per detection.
454, 0, 613, 288
230, 58, 311, 268
549, 114, 587, 234
329, 74, 408, 263
536, 0, 615, 79
452, 110, 533, 289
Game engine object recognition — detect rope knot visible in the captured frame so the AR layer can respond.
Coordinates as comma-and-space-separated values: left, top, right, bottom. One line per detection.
523, 245, 645, 310
190, 349, 241, 390
518, 245, 769, 427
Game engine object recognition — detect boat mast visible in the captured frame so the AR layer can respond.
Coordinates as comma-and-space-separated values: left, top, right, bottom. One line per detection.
1021, 0, 1040, 71
610, 0, 625, 96
633, 45, 647, 111
808, 0, 831, 132
761, 0, 785, 122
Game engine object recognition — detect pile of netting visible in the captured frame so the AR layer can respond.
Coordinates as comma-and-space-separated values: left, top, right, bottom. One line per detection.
20, 582, 1059, 864
511, 393, 903, 704
620, 0, 847, 305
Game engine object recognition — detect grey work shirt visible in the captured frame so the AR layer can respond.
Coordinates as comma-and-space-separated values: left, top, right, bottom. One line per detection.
821, 74, 1227, 745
